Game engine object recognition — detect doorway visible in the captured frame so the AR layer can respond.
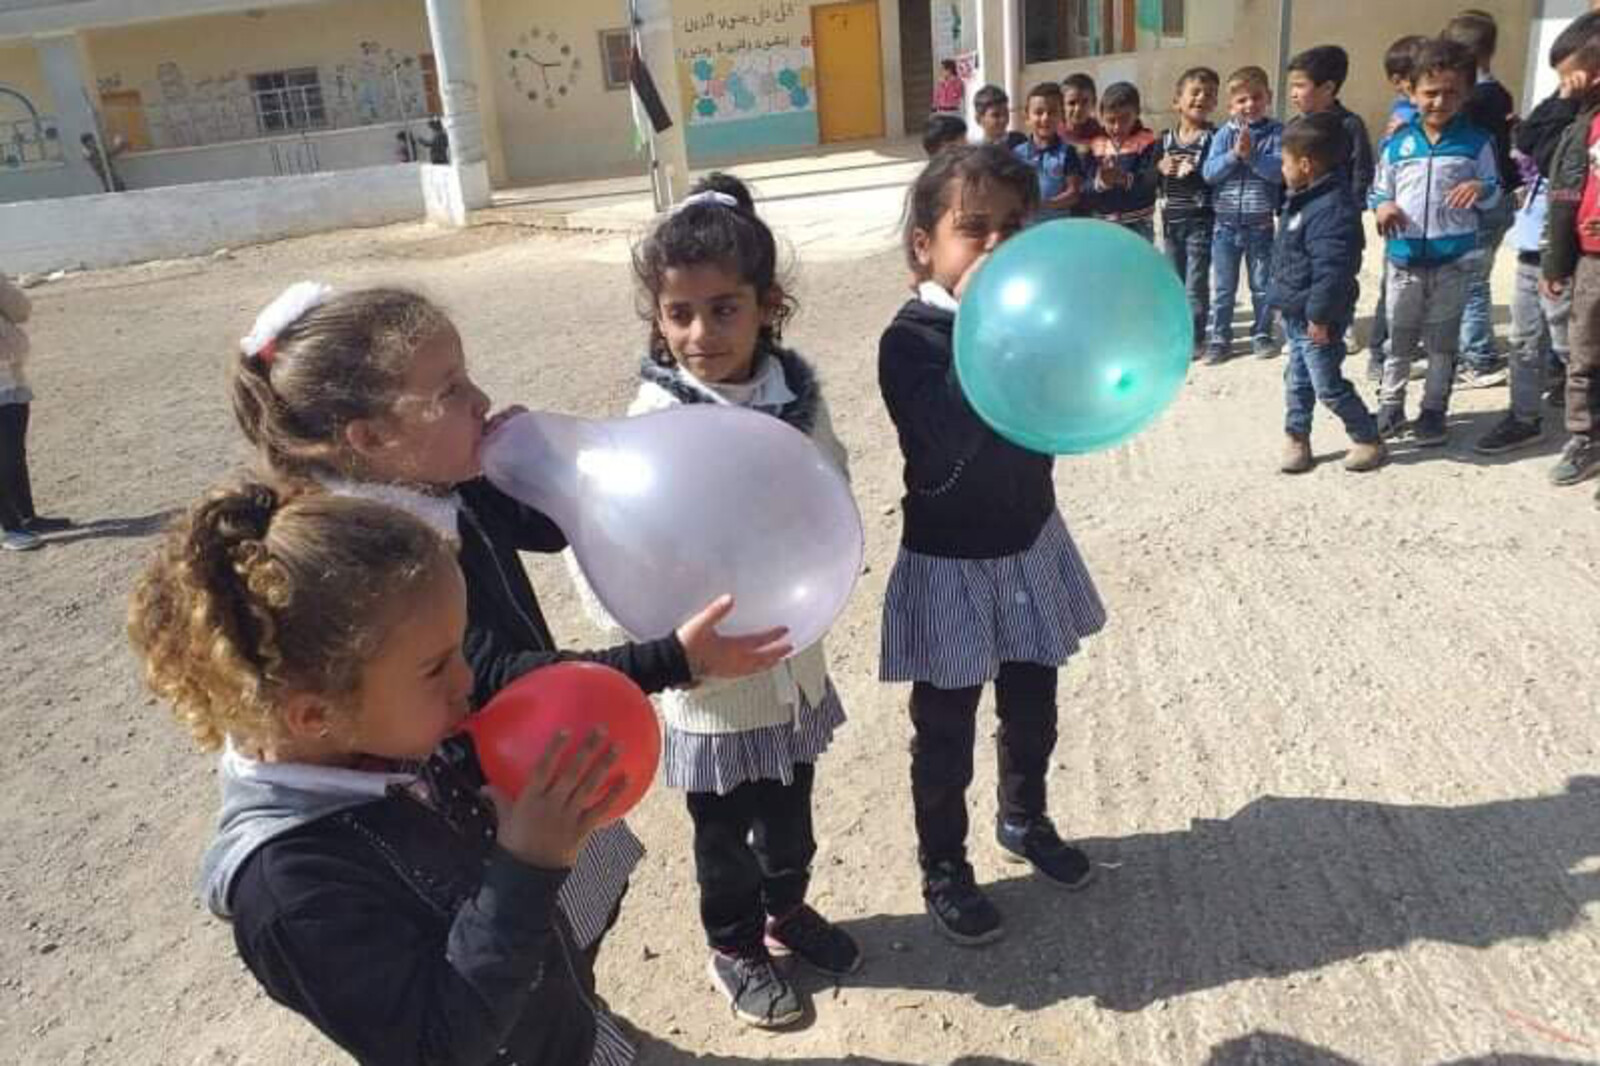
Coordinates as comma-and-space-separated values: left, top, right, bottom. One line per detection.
812, 0, 885, 143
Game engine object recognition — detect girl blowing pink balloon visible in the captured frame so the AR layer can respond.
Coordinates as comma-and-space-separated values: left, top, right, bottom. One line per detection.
129, 482, 629, 1065
224, 282, 794, 1034
878, 145, 1107, 947
572, 172, 859, 1029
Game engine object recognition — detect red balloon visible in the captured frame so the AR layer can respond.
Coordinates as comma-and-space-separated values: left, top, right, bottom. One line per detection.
462, 662, 660, 824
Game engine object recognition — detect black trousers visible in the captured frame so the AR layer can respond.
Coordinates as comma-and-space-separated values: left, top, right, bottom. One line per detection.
684, 763, 816, 953
909, 661, 1058, 869
0, 403, 34, 533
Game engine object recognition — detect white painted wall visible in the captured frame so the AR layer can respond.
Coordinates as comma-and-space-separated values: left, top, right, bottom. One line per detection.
0, 161, 426, 272
1525, 0, 1589, 109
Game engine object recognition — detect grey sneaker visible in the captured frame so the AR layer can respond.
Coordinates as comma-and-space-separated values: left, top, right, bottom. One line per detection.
707, 949, 803, 1029
1252, 337, 1280, 359
1, 529, 42, 552
1551, 435, 1600, 486
1376, 406, 1407, 440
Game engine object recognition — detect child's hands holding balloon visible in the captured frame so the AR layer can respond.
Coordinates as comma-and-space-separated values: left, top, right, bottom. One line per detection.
677, 594, 792, 679
485, 727, 626, 869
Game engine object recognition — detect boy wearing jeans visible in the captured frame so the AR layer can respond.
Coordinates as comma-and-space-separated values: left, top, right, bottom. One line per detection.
1159, 66, 1219, 351
1270, 114, 1386, 474
1367, 35, 1428, 379
1202, 66, 1284, 364
1370, 38, 1501, 446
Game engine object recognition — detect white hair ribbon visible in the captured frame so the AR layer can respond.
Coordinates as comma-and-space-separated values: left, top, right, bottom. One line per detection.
676, 190, 739, 212
240, 281, 335, 363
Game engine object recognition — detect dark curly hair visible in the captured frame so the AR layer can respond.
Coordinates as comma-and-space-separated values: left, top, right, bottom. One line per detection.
632, 172, 796, 367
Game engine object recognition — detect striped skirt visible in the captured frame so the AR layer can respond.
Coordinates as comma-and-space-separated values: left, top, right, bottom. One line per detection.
559, 820, 644, 950
662, 680, 845, 796
588, 1009, 635, 1066
880, 511, 1106, 690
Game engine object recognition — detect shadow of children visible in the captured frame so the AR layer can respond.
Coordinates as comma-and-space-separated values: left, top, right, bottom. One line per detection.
1203, 1029, 1593, 1066
830, 778, 1600, 1015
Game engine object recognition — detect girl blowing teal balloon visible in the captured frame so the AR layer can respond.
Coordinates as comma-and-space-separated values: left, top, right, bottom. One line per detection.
877, 144, 1108, 947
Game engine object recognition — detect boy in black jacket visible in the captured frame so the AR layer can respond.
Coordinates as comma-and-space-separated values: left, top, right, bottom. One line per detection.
1270, 114, 1385, 474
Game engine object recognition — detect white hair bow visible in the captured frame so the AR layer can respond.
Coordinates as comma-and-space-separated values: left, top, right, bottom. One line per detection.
240, 281, 335, 363
676, 190, 738, 212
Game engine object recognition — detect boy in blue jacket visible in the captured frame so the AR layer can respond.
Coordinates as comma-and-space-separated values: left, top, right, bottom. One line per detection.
1202, 65, 1285, 364
1370, 38, 1501, 447
1270, 114, 1386, 474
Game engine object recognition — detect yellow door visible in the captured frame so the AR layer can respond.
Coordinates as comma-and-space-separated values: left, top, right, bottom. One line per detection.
812, 0, 884, 143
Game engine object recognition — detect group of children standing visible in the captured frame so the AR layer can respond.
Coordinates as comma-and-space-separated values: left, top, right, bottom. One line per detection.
130, 152, 1107, 1062
932, 9, 1600, 494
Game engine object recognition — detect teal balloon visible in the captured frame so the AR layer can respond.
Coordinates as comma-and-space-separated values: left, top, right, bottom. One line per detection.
954, 219, 1191, 455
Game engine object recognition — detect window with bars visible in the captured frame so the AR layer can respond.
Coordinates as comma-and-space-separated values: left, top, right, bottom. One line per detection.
599, 28, 632, 91
249, 68, 327, 134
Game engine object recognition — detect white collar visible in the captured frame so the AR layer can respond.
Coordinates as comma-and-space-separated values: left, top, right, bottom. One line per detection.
222, 741, 414, 797
320, 477, 462, 542
672, 355, 796, 409
917, 281, 960, 313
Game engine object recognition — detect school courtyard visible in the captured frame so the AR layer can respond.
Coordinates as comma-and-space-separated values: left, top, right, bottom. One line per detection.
1, 188, 1598, 1064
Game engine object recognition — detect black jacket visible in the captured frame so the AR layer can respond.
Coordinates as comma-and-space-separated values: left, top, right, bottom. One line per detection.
230, 774, 598, 1066
1517, 92, 1580, 180
456, 479, 691, 708
1464, 77, 1518, 193
878, 298, 1055, 558
1331, 103, 1376, 208
1268, 175, 1365, 327
1543, 100, 1600, 282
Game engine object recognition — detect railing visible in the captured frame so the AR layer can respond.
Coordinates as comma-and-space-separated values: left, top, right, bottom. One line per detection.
1, 115, 63, 169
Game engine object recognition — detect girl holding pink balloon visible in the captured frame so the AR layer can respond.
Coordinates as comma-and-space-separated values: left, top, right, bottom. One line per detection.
227, 284, 793, 987
567, 173, 859, 1030
879, 145, 1108, 946
131, 482, 633, 1065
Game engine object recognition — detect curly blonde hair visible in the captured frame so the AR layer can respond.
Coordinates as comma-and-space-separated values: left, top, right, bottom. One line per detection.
128, 481, 454, 751
231, 288, 451, 480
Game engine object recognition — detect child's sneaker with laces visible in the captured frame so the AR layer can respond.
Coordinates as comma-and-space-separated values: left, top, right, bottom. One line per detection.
996, 816, 1096, 890
765, 904, 862, 975
922, 859, 1003, 946
1412, 409, 1448, 447
706, 947, 803, 1029
1551, 434, 1600, 486
1472, 416, 1543, 456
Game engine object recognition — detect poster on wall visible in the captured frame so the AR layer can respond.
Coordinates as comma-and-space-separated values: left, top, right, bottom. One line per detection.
675, 1, 818, 159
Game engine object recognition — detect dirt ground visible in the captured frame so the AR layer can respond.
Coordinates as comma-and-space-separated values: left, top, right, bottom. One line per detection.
2, 219, 1599, 1066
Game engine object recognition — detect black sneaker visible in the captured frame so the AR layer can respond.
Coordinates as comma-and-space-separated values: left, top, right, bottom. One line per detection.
1203, 346, 1229, 366
765, 904, 862, 975
1376, 406, 1407, 440
922, 859, 1003, 946
1473, 416, 1543, 456
997, 817, 1097, 891
1551, 435, 1600, 486
706, 948, 803, 1029
1412, 409, 1449, 447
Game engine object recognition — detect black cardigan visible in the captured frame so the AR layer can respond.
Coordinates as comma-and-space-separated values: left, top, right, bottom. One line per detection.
229, 785, 598, 1066
456, 478, 692, 708
878, 298, 1056, 559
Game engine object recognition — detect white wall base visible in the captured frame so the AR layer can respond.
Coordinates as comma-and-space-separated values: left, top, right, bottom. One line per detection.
421, 159, 489, 227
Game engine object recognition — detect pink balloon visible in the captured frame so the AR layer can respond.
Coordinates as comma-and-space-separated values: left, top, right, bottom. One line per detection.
481, 409, 862, 653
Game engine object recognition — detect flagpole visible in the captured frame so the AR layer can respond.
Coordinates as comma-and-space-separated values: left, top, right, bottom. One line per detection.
629, 0, 667, 213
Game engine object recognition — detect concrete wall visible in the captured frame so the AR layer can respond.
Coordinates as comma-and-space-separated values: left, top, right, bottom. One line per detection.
1016, 0, 1538, 147
0, 162, 426, 273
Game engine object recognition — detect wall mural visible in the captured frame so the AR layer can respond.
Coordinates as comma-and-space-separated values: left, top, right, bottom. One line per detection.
99, 39, 430, 151
675, 1, 815, 130
507, 27, 582, 110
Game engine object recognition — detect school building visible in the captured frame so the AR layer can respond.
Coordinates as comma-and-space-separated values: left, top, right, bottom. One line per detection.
0, 0, 1580, 209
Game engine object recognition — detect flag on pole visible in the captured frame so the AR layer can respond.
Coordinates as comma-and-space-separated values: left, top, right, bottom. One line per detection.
630, 45, 673, 134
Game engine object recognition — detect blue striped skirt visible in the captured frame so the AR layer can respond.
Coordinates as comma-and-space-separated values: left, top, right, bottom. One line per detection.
662, 680, 845, 796
559, 820, 644, 950
879, 512, 1106, 689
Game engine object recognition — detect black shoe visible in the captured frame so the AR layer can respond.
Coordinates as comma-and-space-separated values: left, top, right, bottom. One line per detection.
765, 904, 862, 975
1202, 346, 1228, 366
997, 817, 1097, 891
23, 515, 72, 533
1472, 416, 1543, 456
1376, 406, 1407, 440
1551, 435, 1600, 486
706, 948, 803, 1029
922, 859, 1003, 946
1412, 409, 1448, 447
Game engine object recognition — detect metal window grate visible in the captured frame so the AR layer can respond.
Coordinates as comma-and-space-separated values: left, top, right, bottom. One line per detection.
249, 68, 328, 134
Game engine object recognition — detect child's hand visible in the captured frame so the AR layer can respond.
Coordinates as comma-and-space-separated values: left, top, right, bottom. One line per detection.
1582, 218, 1600, 240
1374, 203, 1407, 237
1445, 181, 1482, 210
1176, 157, 1196, 179
677, 594, 791, 679
487, 728, 625, 869
1385, 115, 1405, 137
1308, 322, 1332, 345
1235, 126, 1253, 158
1541, 277, 1569, 300
1158, 154, 1179, 177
